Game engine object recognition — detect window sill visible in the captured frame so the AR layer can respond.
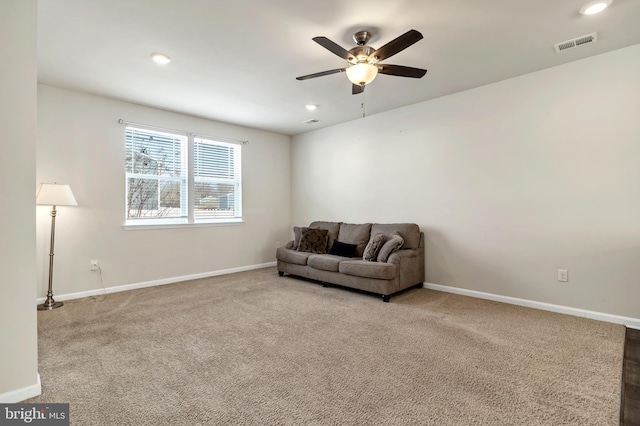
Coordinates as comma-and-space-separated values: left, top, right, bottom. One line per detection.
123, 218, 244, 231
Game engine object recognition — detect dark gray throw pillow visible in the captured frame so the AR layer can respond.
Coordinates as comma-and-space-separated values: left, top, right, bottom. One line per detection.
363, 233, 385, 261
297, 228, 329, 254
377, 233, 404, 262
329, 240, 358, 257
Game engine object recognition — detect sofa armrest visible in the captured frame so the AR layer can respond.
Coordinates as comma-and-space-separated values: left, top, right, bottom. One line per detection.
387, 248, 418, 262
387, 247, 425, 287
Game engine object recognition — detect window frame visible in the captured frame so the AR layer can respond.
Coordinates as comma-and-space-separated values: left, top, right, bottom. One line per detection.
123, 123, 243, 229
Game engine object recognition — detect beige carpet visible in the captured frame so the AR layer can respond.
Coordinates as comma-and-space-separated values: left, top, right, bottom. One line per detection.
28, 267, 624, 425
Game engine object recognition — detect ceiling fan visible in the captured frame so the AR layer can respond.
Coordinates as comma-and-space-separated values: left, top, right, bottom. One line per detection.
296, 29, 428, 95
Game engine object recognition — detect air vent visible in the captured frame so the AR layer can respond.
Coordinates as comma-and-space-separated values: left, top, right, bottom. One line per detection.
554, 33, 597, 53
303, 119, 319, 124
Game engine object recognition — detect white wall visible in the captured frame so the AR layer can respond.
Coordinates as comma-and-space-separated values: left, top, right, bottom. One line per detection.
0, 0, 40, 401
292, 44, 640, 319
37, 85, 291, 297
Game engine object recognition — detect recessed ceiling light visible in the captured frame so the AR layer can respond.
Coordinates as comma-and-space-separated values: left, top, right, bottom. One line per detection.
305, 104, 317, 111
580, 0, 612, 15
150, 52, 171, 65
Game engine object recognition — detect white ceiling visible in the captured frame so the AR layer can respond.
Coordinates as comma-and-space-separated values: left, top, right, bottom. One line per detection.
37, 0, 640, 136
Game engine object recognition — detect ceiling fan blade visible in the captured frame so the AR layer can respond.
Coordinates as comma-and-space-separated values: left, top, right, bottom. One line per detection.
378, 64, 427, 78
312, 36, 355, 61
352, 84, 365, 95
296, 68, 346, 80
369, 29, 423, 62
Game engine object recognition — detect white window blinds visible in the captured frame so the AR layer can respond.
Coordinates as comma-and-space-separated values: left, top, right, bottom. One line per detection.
194, 137, 242, 220
125, 127, 188, 220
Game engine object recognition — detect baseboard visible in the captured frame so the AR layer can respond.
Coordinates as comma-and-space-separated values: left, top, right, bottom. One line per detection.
424, 282, 640, 328
37, 262, 277, 304
0, 374, 41, 403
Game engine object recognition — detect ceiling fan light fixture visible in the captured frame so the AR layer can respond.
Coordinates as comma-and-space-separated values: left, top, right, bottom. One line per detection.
580, 0, 612, 15
346, 63, 378, 86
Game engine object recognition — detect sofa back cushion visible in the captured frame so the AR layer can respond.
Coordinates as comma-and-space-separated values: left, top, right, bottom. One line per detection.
337, 223, 372, 258
371, 223, 421, 250
292, 226, 302, 250
309, 221, 341, 252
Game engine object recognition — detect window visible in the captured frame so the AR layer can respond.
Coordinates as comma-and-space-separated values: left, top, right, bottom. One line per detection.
125, 125, 242, 226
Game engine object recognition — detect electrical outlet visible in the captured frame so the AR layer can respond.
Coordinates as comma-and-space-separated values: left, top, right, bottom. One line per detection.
90, 260, 99, 271
557, 269, 568, 282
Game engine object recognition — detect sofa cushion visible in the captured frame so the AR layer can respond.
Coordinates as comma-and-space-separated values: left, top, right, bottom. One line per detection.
309, 221, 341, 252
308, 254, 344, 272
297, 228, 328, 254
337, 223, 372, 258
339, 260, 397, 280
363, 233, 385, 261
276, 247, 312, 266
377, 233, 404, 262
329, 240, 358, 257
371, 223, 421, 250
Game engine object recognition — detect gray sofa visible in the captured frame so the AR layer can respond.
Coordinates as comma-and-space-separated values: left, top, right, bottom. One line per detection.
276, 221, 425, 302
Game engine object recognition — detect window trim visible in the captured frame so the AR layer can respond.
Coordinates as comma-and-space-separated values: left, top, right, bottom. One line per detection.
122, 121, 244, 229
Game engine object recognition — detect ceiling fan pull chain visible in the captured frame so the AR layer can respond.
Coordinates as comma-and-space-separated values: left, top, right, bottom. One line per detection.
361, 88, 366, 118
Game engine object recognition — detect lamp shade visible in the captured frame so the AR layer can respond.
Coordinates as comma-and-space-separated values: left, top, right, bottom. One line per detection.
36, 183, 78, 206
346, 63, 378, 86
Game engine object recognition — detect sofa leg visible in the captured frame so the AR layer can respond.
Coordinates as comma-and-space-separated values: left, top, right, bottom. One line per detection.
414, 282, 423, 289
382, 295, 390, 302
278, 271, 284, 277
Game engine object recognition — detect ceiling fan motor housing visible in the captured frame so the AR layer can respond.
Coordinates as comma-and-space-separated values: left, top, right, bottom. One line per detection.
348, 45, 376, 65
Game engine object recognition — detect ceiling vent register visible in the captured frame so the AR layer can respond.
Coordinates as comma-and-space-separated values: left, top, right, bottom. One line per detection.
554, 33, 598, 53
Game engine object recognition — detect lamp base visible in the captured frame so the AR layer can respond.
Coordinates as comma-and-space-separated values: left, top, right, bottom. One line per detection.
37, 300, 64, 310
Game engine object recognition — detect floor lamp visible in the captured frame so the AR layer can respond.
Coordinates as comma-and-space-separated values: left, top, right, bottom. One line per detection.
36, 183, 77, 310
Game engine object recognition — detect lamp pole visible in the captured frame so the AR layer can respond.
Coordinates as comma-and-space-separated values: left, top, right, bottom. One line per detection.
39, 204, 63, 310
36, 183, 77, 311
